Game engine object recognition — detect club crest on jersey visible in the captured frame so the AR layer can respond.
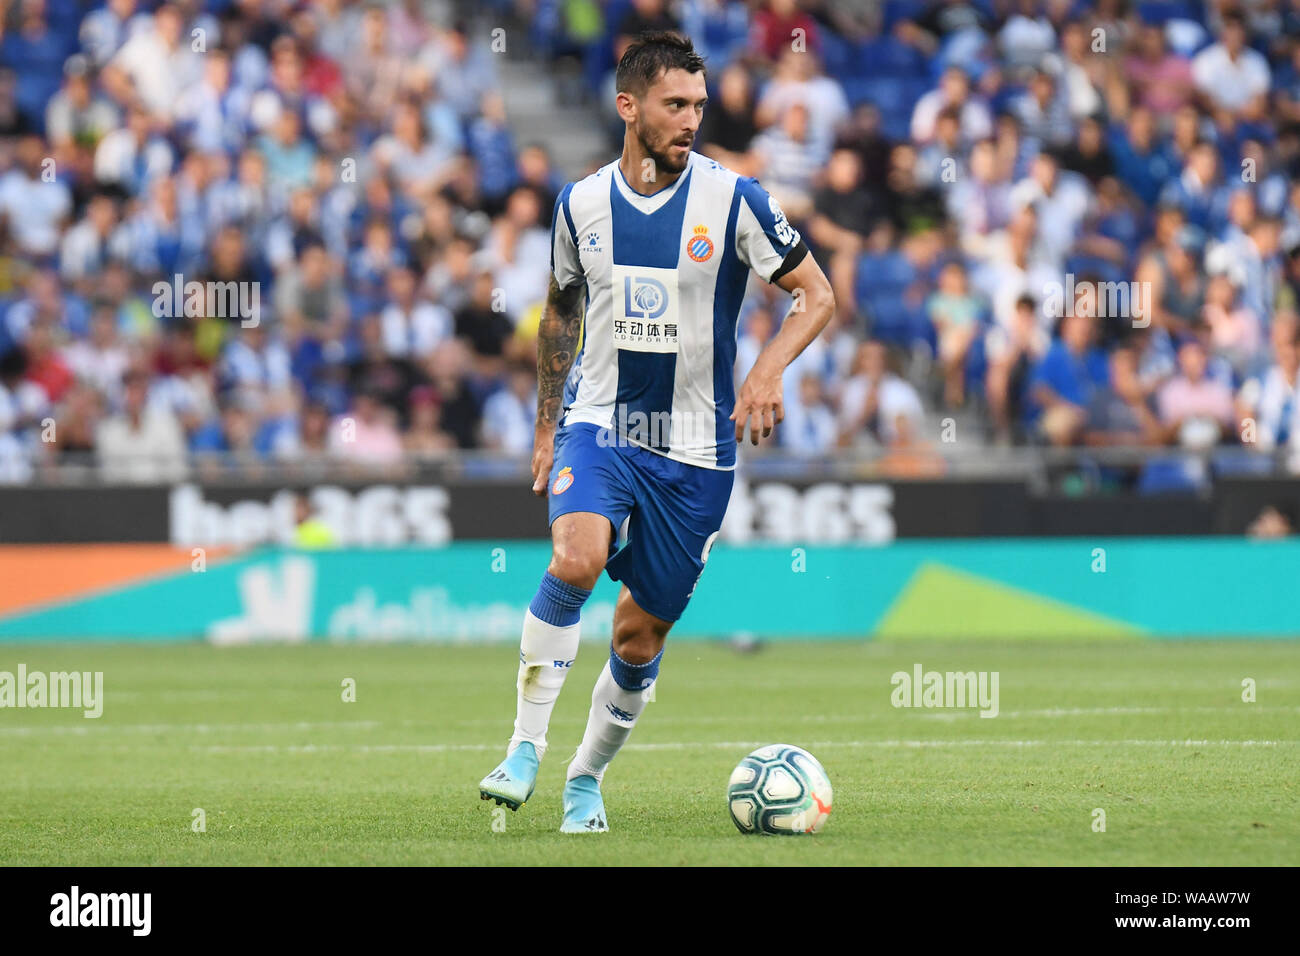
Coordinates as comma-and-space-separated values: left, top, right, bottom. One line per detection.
686, 224, 714, 262
552, 466, 574, 495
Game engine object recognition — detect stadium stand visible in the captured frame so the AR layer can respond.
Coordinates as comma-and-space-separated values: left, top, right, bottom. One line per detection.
1, 0, 1299, 487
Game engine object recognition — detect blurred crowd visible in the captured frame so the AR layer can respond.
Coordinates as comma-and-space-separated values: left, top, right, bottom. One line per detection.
0, 0, 555, 481
1, 0, 1299, 487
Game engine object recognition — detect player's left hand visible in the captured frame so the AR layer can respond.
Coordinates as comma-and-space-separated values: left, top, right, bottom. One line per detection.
732, 365, 784, 445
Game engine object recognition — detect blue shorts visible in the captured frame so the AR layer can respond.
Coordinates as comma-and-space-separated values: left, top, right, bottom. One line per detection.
546, 422, 734, 622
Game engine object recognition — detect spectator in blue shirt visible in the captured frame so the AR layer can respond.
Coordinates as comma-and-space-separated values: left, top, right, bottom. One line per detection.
2, 3, 73, 131
1029, 310, 1110, 446
466, 91, 518, 216
1158, 141, 1223, 233
190, 396, 262, 472
1108, 107, 1175, 209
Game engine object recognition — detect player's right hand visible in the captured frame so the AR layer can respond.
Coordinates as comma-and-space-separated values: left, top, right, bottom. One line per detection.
531, 426, 556, 496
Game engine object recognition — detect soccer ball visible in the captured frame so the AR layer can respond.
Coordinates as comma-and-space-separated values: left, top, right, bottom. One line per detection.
727, 744, 833, 835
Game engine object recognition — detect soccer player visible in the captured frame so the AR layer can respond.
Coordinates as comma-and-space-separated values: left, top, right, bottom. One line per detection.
478, 31, 835, 832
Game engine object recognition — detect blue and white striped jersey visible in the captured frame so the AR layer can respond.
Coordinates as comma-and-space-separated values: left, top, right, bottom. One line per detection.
550, 150, 807, 470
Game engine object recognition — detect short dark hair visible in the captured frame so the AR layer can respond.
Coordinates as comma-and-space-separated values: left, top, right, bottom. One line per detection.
615, 31, 706, 98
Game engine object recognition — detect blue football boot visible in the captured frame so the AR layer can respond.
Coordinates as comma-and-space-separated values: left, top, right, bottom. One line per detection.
478, 741, 539, 811
560, 774, 608, 833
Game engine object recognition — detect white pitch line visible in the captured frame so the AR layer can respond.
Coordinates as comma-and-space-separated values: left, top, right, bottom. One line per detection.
445, 705, 1300, 728
994, 705, 1300, 718
108, 690, 271, 702
0, 720, 382, 737
185, 738, 1295, 755
5, 706, 1296, 737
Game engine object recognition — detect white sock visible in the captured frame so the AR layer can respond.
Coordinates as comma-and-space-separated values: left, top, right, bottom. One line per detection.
509, 610, 579, 759
567, 661, 653, 782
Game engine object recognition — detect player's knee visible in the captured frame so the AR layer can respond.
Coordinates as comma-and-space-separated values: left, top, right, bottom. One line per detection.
612, 629, 661, 665
612, 617, 668, 665
547, 546, 604, 591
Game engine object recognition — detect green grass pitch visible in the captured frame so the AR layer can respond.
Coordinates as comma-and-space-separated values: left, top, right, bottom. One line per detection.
0, 640, 1296, 865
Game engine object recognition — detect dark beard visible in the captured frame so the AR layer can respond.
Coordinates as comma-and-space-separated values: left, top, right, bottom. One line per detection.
636, 121, 690, 178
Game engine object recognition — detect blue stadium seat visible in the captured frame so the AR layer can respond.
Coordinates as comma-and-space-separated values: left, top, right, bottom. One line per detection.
1137, 1, 1207, 26
463, 457, 529, 479
843, 76, 909, 112
1211, 448, 1278, 477
838, 76, 873, 109
856, 247, 923, 346
882, 0, 929, 32
863, 293, 915, 345
1137, 456, 1208, 495
858, 37, 927, 80
850, 74, 928, 141
857, 250, 917, 292
934, 29, 991, 80
819, 30, 855, 81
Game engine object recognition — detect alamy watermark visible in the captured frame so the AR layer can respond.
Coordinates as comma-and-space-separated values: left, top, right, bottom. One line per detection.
0, 664, 103, 717
890, 663, 999, 718
1043, 274, 1151, 328
592, 405, 716, 450
152, 273, 260, 327
50, 886, 150, 936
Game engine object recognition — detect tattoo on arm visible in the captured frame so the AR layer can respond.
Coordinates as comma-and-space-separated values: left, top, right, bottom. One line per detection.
536, 277, 585, 428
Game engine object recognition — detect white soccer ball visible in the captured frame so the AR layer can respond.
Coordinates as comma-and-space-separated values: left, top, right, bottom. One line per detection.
727, 744, 833, 835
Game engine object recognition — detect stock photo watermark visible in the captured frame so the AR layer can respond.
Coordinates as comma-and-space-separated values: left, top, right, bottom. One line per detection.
1043, 274, 1152, 327
591, 406, 717, 450
151, 274, 261, 328
0, 665, 103, 718
890, 663, 999, 718
49, 887, 150, 936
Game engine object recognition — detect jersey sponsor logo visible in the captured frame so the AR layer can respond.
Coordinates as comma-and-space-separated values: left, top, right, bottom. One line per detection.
624, 276, 667, 319
581, 230, 602, 254
686, 224, 714, 262
612, 264, 680, 354
552, 466, 574, 495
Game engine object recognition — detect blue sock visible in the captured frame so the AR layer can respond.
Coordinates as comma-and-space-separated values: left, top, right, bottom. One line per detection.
528, 572, 591, 627
607, 644, 663, 691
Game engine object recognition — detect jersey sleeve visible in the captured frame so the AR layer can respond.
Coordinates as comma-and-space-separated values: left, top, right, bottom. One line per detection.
734, 177, 808, 284
550, 182, 582, 290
